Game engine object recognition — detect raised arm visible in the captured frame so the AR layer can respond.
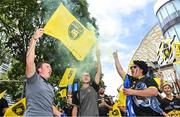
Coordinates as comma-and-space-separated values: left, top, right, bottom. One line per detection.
25, 28, 44, 78
113, 51, 126, 80
94, 49, 101, 84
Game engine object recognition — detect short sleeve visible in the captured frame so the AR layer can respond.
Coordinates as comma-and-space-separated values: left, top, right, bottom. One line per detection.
124, 74, 137, 88
91, 81, 99, 92
146, 78, 158, 89
26, 72, 39, 84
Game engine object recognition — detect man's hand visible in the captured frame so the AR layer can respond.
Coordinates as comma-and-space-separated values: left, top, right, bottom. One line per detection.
99, 99, 110, 108
99, 99, 106, 107
113, 50, 126, 79
32, 28, 44, 40
123, 88, 135, 96
113, 51, 118, 59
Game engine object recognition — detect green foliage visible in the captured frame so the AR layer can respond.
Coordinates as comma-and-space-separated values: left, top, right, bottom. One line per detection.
0, 0, 98, 101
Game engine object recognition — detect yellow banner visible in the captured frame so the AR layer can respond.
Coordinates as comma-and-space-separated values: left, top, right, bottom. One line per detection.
118, 89, 126, 107
44, 3, 96, 61
59, 68, 76, 87
109, 102, 122, 117
59, 89, 67, 98
4, 98, 26, 117
0, 90, 6, 99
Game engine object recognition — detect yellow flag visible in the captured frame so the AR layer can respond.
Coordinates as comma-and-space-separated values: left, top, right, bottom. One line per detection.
59, 89, 67, 98
44, 3, 96, 61
0, 90, 6, 99
4, 98, 26, 117
59, 68, 76, 87
153, 77, 161, 87
109, 102, 122, 117
118, 89, 126, 107
175, 42, 180, 59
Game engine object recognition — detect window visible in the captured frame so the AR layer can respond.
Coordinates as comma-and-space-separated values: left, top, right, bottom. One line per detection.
168, 26, 178, 40
164, 31, 170, 38
165, 2, 176, 15
174, 24, 180, 40
157, 11, 163, 24
160, 7, 169, 21
173, 0, 180, 11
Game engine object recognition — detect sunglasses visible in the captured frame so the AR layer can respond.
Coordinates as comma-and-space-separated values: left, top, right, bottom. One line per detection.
130, 65, 138, 70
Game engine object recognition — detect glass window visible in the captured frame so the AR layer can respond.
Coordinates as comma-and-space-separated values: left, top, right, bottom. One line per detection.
157, 11, 163, 24
160, 7, 169, 20
173, 0, 180, 11
174, 64, 180, 81
165, 2, 176, 15
168, 26, 177, 39
164, 31, 170, 38
174, 24, 180, 40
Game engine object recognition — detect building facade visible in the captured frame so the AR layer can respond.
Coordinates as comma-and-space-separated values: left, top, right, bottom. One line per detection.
154, 0, 180, 41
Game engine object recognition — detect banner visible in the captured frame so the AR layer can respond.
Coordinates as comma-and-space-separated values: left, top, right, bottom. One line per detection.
59, 68, 76, 87
0, 90, 6, 99
4, 98, 26, 117
157, 37, 176, 65
44, 3, 96, 61
59, 88, 67, 98
109, 102, 121, 117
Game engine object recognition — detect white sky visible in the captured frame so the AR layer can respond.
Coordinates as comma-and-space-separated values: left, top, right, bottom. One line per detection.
87, 0, 157, 97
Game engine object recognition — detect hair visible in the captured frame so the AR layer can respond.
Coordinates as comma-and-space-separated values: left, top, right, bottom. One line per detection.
133, 60, 148, 75
163, 83, 173, 89
36, 61, 50, 73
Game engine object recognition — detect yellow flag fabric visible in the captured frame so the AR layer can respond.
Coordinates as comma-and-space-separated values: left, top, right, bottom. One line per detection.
118, 89, 126, 107
157, 38, 179, 65
59, 68, 76, 87
153, 77, 161, 87
4, 98, 26, 117
174, 61, 180, 64
0, 90, 6, 99
175, 42, 180, 59
44, 3, 96, 61
59, 89, 67, 98
109, 102, 122, 117
167, 110, 180, 117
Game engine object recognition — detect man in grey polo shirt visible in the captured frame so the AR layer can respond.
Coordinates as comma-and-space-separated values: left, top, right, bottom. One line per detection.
25, 28, 61, 116
72, 50, 101, 116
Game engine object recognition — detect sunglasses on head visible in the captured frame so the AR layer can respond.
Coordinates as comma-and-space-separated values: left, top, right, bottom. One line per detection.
130, 65, 138, 70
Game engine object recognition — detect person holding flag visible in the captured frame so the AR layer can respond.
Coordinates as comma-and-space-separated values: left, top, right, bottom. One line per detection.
25, 28, 62, 117
113, 51, 164, 116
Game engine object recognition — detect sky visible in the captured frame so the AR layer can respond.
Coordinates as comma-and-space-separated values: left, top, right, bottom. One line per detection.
87, 0, 158, 97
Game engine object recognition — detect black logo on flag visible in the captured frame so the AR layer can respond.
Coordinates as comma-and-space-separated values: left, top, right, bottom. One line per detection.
68, 21, 84, 40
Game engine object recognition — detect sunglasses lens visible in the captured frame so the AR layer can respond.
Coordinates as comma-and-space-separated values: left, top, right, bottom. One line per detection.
130, 66, 137, 69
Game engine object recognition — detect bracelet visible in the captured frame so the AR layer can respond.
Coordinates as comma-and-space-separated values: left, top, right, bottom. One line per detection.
32, 35, 38, 41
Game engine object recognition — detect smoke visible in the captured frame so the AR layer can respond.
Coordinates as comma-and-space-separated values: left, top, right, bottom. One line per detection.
41, 0, 98, 80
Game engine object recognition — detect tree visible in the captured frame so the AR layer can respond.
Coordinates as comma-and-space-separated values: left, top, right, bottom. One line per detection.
0, 0, 98, 100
